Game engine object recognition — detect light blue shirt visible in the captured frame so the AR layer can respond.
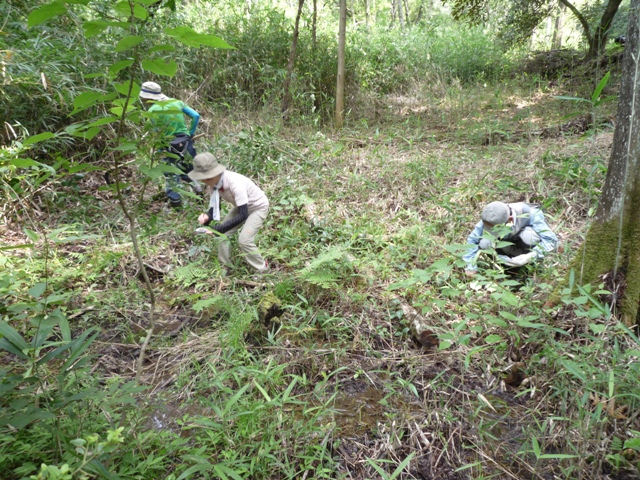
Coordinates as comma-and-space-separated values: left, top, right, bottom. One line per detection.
463, 208, 558, 271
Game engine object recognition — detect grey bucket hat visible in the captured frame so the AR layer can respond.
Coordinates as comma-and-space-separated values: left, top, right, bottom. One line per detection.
139, 81, 169, 101
188, 153, 226, 181
481, 201, 510, 226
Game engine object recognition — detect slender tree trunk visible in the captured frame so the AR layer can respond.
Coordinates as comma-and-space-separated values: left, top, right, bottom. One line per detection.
282, 0, 305, 121
551, 0, 566, 49
559, 0, 623, 59
415, 0, 424, 24
403, 0, 409, 25
365, 0, 370, 28
312, 0, 317, 50
397, 0, 404, 29
587, 0, 623, 58
390, 0, 396, 28
335, 0, 346, 128
573, 0, 640, 323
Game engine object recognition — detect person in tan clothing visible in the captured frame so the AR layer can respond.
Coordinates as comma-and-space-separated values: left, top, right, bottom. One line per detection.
188, 152, 269, 273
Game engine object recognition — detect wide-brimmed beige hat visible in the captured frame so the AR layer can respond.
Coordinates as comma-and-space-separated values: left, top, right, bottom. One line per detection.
139, 81, 169, 101
188, 152, 226, 181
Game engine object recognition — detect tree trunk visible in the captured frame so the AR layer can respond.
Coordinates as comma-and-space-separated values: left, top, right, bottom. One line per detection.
312, 0, 317, 50
335, 0, 346, 128
390, 0, 396, 27
415, 0, 424, 24
574, 0, 640, 323
551, 0, 566, 49
282, 0, 305, 122
397, 0, 404, 29
587, 0, 623, 58
365, 0, 370, 28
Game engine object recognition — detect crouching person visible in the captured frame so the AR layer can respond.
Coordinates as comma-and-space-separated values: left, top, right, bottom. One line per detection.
463, 201, 558, 276
189, 153, 270, 273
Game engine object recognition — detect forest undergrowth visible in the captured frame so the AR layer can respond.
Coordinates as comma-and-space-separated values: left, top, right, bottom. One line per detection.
3, 76, 640, 480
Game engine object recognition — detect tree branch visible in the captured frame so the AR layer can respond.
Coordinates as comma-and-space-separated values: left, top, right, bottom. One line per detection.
559, 0, 592, 42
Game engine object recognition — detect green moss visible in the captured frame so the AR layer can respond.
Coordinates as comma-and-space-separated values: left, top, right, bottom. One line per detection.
257, 291, 283, 325
570, 208, 640, 323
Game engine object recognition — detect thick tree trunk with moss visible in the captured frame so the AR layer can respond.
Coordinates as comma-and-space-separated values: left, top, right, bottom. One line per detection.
575, 0, 640, 322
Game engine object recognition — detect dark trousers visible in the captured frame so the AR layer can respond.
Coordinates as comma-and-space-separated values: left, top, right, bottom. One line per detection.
164, 135, 196, 205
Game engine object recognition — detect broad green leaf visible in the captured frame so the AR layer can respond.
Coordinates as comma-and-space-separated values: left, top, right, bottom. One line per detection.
114, 1, 148, 20
589, 323, 605, 334
24, 228, 39, 242
28, 283, 46, 298
139, 164, 179, 180
0, 244, 34, 251
591, 72, 611, 103
109, 59, 134, 76
624, 438, 640, 450
141, 58, 178, 77
214, 464, 243, 480
176, 463, 213, 480
164, 26, 200, 46
455, 462, 483, 472
76, 127, 100, 140
62, 327, 99, 372
28, 2, 67, 28
554, 95, 591, 103
560, 359, 586, 382
82, 20, 109, 38
9, 158, 43, 168
85, 116, 120, 128
498, 311, 516, 321
253, 380, 272, 402
532, 437, 541, 457
23, 132, 55, 146
60, 0, 90, 4
113, 81, 141, 99
194, 34, 233, 49
0, 411, 56, 429
114, 82, 132, 96
0, 321, 29, 352
115, 35, 143, 52
113, 142, 137, 152
221, 384, 250, 416
67, 163, 102, 174
109, 105, 136, 116
0, 338, 27, 358
485, 334, 502, 344
148, 44, 176, 54
73, 91, 102, 109
485, 316, 507, 327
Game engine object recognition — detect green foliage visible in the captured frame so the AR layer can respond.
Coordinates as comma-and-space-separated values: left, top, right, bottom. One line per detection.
170, 261, 211, 290
298, 246, 356, 289
353, 18, 510, 91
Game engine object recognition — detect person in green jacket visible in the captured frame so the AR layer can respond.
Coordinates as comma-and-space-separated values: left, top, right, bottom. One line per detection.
140, 81, 201, 208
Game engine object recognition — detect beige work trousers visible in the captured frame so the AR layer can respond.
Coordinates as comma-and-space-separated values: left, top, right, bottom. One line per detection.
218, 206, 269, 272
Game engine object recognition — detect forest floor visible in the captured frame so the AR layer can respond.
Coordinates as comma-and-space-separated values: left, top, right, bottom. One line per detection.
4, 75, 640, 479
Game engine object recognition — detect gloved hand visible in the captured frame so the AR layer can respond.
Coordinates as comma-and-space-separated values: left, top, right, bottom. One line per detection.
478, 238, 493, 250
501, 252, 536, 267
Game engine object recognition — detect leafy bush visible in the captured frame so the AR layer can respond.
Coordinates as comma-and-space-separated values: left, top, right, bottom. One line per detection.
352, 16, 511, 94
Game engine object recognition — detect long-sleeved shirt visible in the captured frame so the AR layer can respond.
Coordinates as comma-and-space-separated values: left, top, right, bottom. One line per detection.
463, 207, 558, 271
148, 99, 200, 137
